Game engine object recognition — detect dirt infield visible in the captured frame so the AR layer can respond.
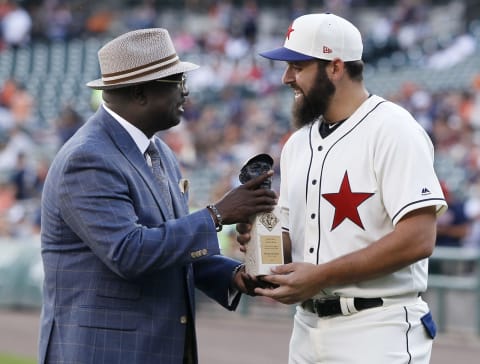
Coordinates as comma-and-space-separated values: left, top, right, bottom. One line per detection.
1, 307, 479, 363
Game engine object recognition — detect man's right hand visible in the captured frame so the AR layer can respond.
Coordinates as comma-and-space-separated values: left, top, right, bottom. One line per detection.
214, 171, 277, 225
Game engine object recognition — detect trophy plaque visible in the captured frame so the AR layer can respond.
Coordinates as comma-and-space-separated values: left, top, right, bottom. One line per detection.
239, 154, 284, 276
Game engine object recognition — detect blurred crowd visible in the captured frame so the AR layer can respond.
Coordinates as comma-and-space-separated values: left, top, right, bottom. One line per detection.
0, 0, 479, 273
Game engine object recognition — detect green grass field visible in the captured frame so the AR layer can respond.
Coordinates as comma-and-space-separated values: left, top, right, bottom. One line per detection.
0, 354, 35, 364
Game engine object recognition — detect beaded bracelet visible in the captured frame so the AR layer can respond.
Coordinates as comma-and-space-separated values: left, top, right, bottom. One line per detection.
207, 204, 223, 232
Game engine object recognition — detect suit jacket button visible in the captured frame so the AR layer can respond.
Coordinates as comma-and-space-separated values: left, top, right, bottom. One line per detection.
180, 315, 188, 324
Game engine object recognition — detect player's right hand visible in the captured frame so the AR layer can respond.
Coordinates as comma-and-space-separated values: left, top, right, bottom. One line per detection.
236, 222, 252, 253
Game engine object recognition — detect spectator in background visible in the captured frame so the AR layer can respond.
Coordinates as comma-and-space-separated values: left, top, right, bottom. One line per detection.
85, 5, 114, 35
0, 179, 18, 235
241, 0, 259, 46
0, 79, 36, 128
463, 177, 480, 252
54, 104, 84, 146
1, 0, 32, 48
44, 2, 73, 41
0, 78, 18, 107
9, 82, 35, 127
0, 104, 13, 130
125, 0, 157, 30
0, 124, 34, 172
470, 74, 480, 130
436, 182, 471, 249
432, 182, 472, 274
9, 151, 36, 200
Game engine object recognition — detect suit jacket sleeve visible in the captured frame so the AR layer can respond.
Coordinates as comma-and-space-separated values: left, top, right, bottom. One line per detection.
56, 144, 221, 280
193, 255, 242, 310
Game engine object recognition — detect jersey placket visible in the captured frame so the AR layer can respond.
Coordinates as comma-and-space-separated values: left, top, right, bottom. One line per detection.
304, 122, 326, 264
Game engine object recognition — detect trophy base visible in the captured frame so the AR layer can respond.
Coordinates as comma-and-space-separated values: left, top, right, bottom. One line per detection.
245, 205, 284, 276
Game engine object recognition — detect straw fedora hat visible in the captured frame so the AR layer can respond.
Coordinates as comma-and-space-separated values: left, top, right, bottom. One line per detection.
86, 28, 199, 90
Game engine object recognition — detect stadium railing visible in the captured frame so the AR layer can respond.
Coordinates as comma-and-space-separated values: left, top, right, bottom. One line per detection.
1, 238, 479, 336
0, 238, 42, 309
427, 246, 480, 335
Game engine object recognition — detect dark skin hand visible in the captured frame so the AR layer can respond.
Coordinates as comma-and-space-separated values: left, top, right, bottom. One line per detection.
232, 266, 259, 296
214, 170, 277, 224
232, 265, 278, 295
218, 171, 277, 295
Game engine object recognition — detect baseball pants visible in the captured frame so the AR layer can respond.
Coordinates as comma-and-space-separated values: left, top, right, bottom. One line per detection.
289, 296, 434, 364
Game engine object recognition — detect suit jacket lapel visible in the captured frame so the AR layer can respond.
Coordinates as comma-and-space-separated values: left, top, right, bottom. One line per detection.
97, 109, 174, 221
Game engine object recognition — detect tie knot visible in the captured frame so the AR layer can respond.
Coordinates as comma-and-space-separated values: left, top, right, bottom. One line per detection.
146, 141, 160, 159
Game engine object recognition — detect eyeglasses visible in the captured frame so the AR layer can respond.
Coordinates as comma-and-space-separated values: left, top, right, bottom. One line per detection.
154, 75, 187, 92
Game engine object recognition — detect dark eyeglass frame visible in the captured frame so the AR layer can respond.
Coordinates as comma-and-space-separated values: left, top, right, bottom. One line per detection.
154, 74, 187, 92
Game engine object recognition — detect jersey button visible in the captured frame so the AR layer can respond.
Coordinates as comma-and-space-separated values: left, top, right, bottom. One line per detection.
317, 146, 323, 151
312, 179, 317, 185
309, 247, 314, 253
311, 213, 316, 219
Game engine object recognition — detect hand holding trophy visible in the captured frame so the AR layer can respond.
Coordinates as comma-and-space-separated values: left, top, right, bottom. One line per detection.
239, 154, 284, 276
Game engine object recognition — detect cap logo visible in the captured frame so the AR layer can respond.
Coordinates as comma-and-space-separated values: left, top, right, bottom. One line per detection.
323, 46, 333, 54
285, 24, 294, 40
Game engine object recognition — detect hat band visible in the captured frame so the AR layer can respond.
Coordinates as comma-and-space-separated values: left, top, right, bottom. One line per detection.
102, 54, 180, 85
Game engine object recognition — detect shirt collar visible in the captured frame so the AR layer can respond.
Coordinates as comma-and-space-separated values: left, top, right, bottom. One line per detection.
102, 103, 151, 155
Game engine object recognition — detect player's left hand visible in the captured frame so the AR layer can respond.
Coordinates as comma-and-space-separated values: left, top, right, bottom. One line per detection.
253, 262, 323, 304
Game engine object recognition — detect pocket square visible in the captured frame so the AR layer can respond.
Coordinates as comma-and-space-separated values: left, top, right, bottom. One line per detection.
178, 178, 189, 194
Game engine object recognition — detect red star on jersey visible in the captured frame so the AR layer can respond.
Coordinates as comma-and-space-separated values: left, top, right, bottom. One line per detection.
322, 172, 374, 230
285, 24, 294, 40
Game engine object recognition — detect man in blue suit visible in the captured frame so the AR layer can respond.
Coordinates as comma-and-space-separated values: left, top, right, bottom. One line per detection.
39, 28, 277, 364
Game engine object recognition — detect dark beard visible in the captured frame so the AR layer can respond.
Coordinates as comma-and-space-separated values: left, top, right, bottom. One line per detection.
291, 64, 335, 129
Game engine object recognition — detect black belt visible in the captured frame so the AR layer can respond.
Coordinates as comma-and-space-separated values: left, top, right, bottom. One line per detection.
301, 297, 383, 317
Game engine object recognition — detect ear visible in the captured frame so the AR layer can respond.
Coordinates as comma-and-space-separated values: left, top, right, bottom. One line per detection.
328, 58, 345, 81
130, 85, 147, 105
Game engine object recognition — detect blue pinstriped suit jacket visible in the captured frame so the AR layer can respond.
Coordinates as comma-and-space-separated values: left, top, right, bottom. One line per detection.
39, 107, 241, 363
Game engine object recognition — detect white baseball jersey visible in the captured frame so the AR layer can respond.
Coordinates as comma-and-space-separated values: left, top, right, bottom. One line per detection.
279, 95, 447, 298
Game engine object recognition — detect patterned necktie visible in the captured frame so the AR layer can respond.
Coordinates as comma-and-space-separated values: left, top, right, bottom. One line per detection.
146, 141, 174, 216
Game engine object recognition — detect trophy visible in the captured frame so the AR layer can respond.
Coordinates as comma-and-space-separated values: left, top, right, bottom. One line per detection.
239, 154, 284, 276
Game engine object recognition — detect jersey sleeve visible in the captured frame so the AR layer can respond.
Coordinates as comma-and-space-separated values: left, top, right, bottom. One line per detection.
373, 105, 447, 225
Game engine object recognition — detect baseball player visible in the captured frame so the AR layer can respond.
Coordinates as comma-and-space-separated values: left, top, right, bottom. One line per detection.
237, 13, 447, 363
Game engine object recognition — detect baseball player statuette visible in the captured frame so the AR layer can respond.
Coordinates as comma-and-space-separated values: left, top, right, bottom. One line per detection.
239, 154, 284, 276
